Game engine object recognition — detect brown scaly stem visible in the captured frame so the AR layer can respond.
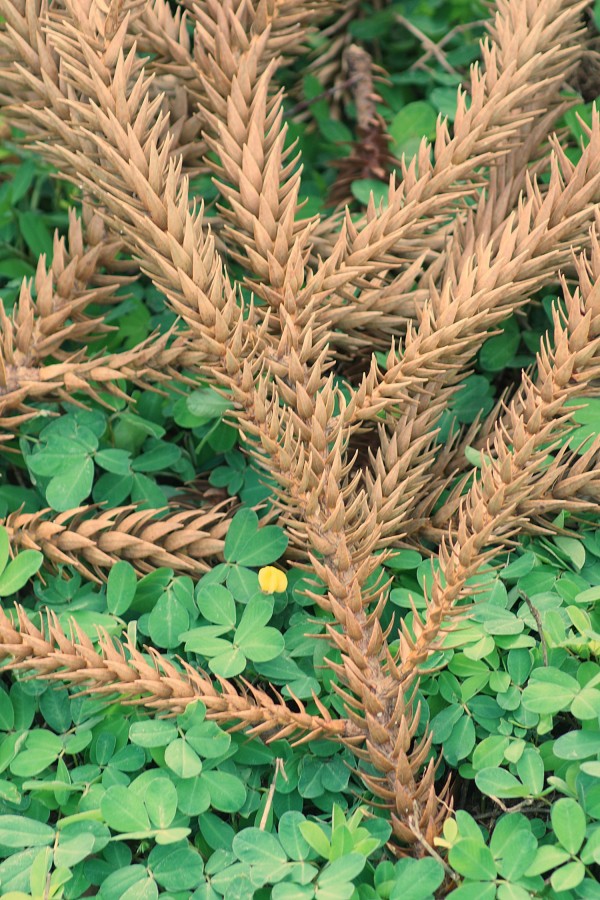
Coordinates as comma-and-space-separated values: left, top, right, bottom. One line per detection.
2, 0, 600, 858
354, 133, 600, 549
0, 605, 350, 743
0, 332, 181, 437
1, 503, 234, 581
428, 228, 600, 537
399, 230, 600, 677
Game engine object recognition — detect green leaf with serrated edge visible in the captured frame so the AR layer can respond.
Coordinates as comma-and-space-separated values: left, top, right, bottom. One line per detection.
107, 560, 137, 616
0, 550, 43, 596
551, 798, 586, 854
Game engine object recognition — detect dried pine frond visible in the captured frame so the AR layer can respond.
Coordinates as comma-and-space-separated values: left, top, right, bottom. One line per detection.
0, 603, 351, 742
2, 0, 600, 857
2, 502, 234, 581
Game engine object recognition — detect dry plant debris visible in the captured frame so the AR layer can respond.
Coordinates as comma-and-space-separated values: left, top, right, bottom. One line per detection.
0, 0, 599, 857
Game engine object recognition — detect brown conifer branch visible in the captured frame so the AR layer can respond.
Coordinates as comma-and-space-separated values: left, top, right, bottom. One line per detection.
399, 231, 600, 677
0, 604, 347, 741
134, 0, 339, 111
349, 127, 600, 551
328, 44, 395, 207
5, 27, 267, 383
0, 332, 182, 438
0, 210, 126, 367
1, 0, 600, 860
315, 0, 587, 349
2, 503, 234, 581
228, 373, 450, 846
429, 226, 600, 536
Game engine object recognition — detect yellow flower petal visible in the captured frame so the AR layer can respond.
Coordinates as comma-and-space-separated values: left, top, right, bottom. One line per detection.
258, 566, 288, 594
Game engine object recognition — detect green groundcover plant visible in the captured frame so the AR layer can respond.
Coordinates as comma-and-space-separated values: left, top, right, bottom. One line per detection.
0, 0, 600, 897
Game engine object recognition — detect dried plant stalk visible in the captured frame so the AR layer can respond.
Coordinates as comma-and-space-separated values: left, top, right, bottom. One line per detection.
2, 503, 234, 581
1, 0, 600, 857
0, 604, 349, 742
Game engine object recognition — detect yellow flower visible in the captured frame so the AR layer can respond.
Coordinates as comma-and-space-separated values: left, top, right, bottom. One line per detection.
258, 566, 288, 594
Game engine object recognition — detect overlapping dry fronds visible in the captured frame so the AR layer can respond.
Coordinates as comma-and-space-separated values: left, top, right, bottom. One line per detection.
1, 0, 600, 857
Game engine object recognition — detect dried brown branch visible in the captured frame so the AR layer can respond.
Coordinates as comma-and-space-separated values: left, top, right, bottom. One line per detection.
0, 604, 349, 742
0, 0, 599, 858
2, 502, 235, 581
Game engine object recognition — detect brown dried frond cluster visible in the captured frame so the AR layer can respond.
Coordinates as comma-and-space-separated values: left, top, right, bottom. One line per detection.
1, 0, 600, 856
